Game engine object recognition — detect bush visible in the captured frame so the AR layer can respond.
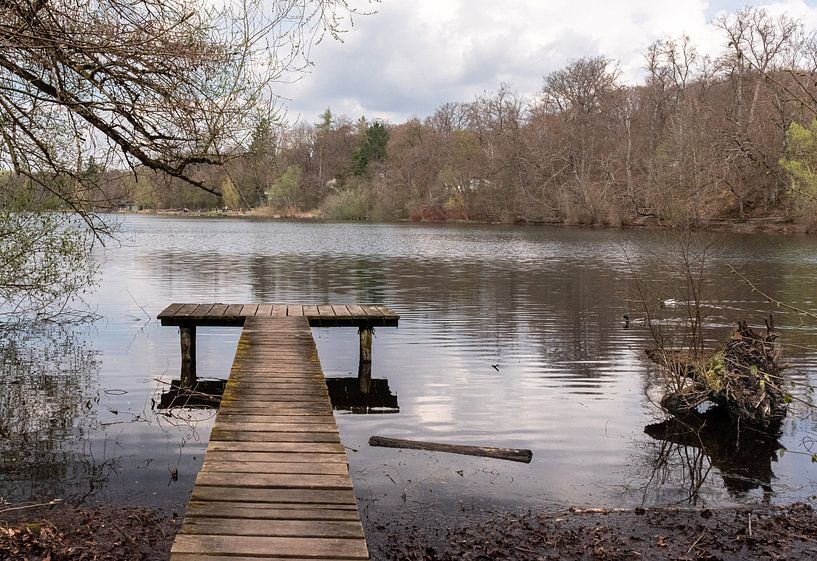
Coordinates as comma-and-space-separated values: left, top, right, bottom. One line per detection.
320, 188, 369, 220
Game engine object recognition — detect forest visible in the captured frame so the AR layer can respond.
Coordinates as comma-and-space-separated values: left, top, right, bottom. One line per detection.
6, 6, 817, 231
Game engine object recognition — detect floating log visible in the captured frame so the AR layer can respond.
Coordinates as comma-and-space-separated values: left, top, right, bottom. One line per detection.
368, 436, 532, 463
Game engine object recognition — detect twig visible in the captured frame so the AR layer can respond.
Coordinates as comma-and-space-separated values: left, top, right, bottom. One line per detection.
729, 266, 817, 322
0, 499, 63, 514
687, 531, 706, 554
126, 289, 152, 321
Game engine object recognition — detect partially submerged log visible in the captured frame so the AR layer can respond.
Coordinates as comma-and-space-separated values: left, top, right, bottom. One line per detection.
646, 316, 787, 429
369, 436, 533, 463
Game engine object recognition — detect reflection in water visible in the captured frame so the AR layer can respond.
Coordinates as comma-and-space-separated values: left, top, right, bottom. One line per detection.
156, 367, 399, 415
1, 321, 214, 507
3, 217, 817, 513
157, 380, 226, 410
644, 407, 782, 501
326, 362, 399, 413
0, 326, 110, 503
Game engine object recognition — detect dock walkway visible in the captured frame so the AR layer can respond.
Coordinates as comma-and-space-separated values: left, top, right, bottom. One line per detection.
158, 305, 399, 560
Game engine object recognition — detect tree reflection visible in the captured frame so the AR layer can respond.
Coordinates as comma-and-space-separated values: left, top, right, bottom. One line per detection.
0, 326, 109, 503
640, 406, 781, 504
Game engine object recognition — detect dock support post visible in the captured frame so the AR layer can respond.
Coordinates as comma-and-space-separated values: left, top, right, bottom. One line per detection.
358, 327, 373, 393
358, 361, 372, 394
358, 326, 373, 363
180, 326, 197, 387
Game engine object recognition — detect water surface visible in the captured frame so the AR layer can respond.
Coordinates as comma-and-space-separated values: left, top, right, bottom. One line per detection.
2, 217, 816, 519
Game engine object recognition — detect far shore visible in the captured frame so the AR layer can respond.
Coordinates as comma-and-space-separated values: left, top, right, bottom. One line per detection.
117, 207, 814, 236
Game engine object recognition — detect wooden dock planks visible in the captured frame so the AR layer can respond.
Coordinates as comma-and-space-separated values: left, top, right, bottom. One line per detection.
170, 317, 369, 561
158, 303, 399, 327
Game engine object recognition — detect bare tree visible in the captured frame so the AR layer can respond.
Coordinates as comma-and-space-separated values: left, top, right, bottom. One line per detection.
0, 0, 367, 318
0, 0, 364, 216
543, 57, 621, 223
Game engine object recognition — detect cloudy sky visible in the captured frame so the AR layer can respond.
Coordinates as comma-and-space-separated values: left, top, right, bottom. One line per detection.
279, 0, 817, 125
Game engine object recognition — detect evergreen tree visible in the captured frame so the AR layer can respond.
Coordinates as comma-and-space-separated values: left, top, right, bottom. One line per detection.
352, 122, 389, 176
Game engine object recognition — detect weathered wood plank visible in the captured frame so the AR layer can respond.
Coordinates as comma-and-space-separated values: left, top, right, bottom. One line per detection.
227, 379, 329, 390
361, 305, 384, 318
220, 395, 328, 406
204, 452, 348, 464
171, 535, 369, 559
191, 303, 215, 318
208, 303, 229, 319
346, 304, 366, 317
159, 303, 184, 318
181, 518, 364, 538
211, 422, 338, 433
175, 303, 200, 317
190, 486, 356, 504
224, 304, 244, 318
195, 472, 353, 490
159, 302, 399, 326
376, 305, 396, 318
215, 404, 334, 416
201, 461, 349, 475
331, 305, 351, 318
240, 303, 259, 317
223, 394, 331, 404
209, 430, 341, 443
206, 440, 346, 454
185, 502, 359, 520
317, 305, 335, 317
215, 414, 336, 425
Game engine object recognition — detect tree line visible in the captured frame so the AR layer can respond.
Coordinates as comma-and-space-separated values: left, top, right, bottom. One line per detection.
6, 5, 817, 232
66, 6, 813, 230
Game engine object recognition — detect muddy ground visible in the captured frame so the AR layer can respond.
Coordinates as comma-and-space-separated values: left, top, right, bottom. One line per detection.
0, 503, 179, 561
1, 502, 816, 560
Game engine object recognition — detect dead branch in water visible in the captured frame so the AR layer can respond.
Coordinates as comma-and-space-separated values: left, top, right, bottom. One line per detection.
369, 436, 533, 463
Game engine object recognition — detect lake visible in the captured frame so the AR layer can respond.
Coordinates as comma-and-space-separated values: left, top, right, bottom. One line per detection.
1, 216, 816, 524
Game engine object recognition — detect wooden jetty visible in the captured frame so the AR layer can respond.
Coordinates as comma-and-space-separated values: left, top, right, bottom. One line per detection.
159, 303, 399, 387
157, 303, 399, 561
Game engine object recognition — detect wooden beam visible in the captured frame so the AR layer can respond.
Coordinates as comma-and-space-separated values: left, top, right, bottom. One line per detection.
180, 326, 196, 387
368, 436, 533, 463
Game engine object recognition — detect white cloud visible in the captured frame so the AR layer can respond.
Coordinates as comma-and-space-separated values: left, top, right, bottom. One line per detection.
277, 0, 817, 124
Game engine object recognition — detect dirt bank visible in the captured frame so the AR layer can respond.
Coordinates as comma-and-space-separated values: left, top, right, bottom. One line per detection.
0, 503, 179, 561
374, 503, 817, 561
3, 502, 816, 560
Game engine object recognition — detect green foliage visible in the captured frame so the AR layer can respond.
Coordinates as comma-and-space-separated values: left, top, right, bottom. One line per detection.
317, 108, 334, 132
703, 352, 725, 392
320, 185, 370, 220
352, 122, 389, 176
221, 176, 242, 210
266, 165, 303, 213
0, 209, 97, 320
129, 174, 158, 209
250, 116, 276, 160
780, 119, 817, 226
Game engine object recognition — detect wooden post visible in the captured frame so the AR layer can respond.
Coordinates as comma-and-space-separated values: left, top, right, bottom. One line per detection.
358, 326, 372, 363
358, 360, 372, 394
180, 326, 197, 387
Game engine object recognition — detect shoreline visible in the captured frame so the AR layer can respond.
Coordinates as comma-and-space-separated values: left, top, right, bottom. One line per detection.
117, 208, 814, 236
3, 502, 815, 560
